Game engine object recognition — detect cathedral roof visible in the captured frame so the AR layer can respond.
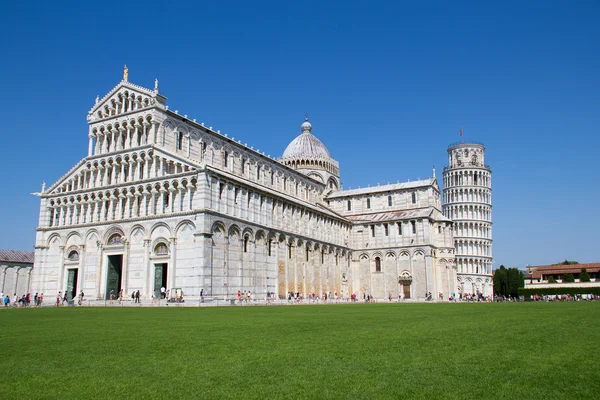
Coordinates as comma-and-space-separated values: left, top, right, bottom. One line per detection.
327, 179, 436, 199
281, 118, 333, 160
0, 249, 34, 264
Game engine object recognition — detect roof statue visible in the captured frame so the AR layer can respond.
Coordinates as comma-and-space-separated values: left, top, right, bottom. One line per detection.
123, 65, 129, 82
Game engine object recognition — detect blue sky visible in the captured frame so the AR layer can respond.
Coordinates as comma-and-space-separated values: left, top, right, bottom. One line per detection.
1, 0, 598, 269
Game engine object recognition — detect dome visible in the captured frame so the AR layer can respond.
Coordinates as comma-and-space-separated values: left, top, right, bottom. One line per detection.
281, 118, 332, 159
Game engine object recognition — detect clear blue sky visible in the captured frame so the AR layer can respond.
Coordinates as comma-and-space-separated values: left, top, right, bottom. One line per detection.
1, 0, 598, 269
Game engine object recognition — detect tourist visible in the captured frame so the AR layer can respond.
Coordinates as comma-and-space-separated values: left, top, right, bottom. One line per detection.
39, 293, 44, 306
55, 292, 61, 307
62, 292, 69, 305
118, 289, 124, 304
131, 291, 135, 303
160, 286, 165, 299
78, 290, 84, 306
135, 290, 140, 304
3, 295, 9, 307
200, 288, 204, 303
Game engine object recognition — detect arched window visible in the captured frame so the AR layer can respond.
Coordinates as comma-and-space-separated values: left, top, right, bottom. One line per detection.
388, 195, 392, 206
366, 198, 371, 209
412, 192, 416, 204
68, 250, 79, 261
154, 242, 168, 256
347, 200, 352, 211
375, 257, 381, 272
243, 236, 249, 253
177, 132, 183, 150
107, 234, 123, 245
223, 151, 228, 168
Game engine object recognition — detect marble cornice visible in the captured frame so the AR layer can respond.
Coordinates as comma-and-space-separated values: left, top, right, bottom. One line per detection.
36, 210, 197, 232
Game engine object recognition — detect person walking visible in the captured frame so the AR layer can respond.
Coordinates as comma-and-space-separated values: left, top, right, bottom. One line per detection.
135, 290, 140, 304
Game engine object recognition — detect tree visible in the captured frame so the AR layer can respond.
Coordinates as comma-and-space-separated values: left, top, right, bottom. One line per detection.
552, 260, 579, 265
547, 276, 557, 283
579, 269, 591, 283
493, 266, 507, 296
562, 273, 575, 283
493, 266, 524, 297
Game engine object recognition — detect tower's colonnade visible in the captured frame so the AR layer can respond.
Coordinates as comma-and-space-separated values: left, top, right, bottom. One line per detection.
442, 142, 493, 296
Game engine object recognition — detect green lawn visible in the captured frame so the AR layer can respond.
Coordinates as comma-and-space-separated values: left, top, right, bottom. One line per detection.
1, 303, 599, 399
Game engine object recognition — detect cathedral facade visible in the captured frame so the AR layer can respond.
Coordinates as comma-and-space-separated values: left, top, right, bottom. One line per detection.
32, 74, 460, 302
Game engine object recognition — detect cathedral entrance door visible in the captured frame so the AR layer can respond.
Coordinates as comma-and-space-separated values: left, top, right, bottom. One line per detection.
105, 255, 123, 300
66, 269, 78, 301
154, 264, 168, 299
403, 283, 411, 299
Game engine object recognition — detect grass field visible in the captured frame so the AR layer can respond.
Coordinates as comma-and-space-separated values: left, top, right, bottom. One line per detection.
1, 303, 599, 399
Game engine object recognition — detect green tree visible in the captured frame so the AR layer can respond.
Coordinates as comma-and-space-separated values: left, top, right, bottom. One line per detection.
493, 266, 507, 296
493, 266, 524, 297
552, 260, 579, 265
562, 273, 575, 283
547, 276, 557, 283
579, 269, 591, 282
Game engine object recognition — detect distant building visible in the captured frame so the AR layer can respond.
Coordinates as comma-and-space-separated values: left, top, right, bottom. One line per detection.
0, 250, 35, 296
524, 263, 600, 289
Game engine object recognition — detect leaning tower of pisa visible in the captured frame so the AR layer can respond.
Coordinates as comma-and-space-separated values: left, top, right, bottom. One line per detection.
442, 142, 493, 297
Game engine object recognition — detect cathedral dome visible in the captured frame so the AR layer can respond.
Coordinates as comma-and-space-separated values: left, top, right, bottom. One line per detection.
282, 118, 332, 159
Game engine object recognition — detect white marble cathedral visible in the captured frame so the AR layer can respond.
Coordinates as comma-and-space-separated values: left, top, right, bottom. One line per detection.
32, 70, 461, 302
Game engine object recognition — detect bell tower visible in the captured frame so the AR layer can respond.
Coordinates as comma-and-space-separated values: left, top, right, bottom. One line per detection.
442, 141, 493, 297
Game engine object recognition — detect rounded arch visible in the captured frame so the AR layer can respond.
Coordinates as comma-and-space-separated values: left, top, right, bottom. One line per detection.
175, 220, 195, 239
104, 226, 125, 243
371, 251, 383, 259
65, 231, 82, 246
151, 238, 170, 256
211, 221, 226, 235
228, 224, 241, 240
150, 221, 172, 239
241, 227, 254, 240
46, 233, 62, 247
413, 249, 425, 258
66, 246, 80, 262
128, 224, 146, 237
85, 229, 100, 246
255, 229, 266, 242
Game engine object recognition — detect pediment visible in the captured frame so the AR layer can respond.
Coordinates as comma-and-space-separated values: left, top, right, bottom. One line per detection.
87, 81, 166, 123
45, 157, 89, 196
44, 146, 200, 198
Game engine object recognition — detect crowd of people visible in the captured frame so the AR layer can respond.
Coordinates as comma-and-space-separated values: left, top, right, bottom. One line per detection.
4, 288, 598, 308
